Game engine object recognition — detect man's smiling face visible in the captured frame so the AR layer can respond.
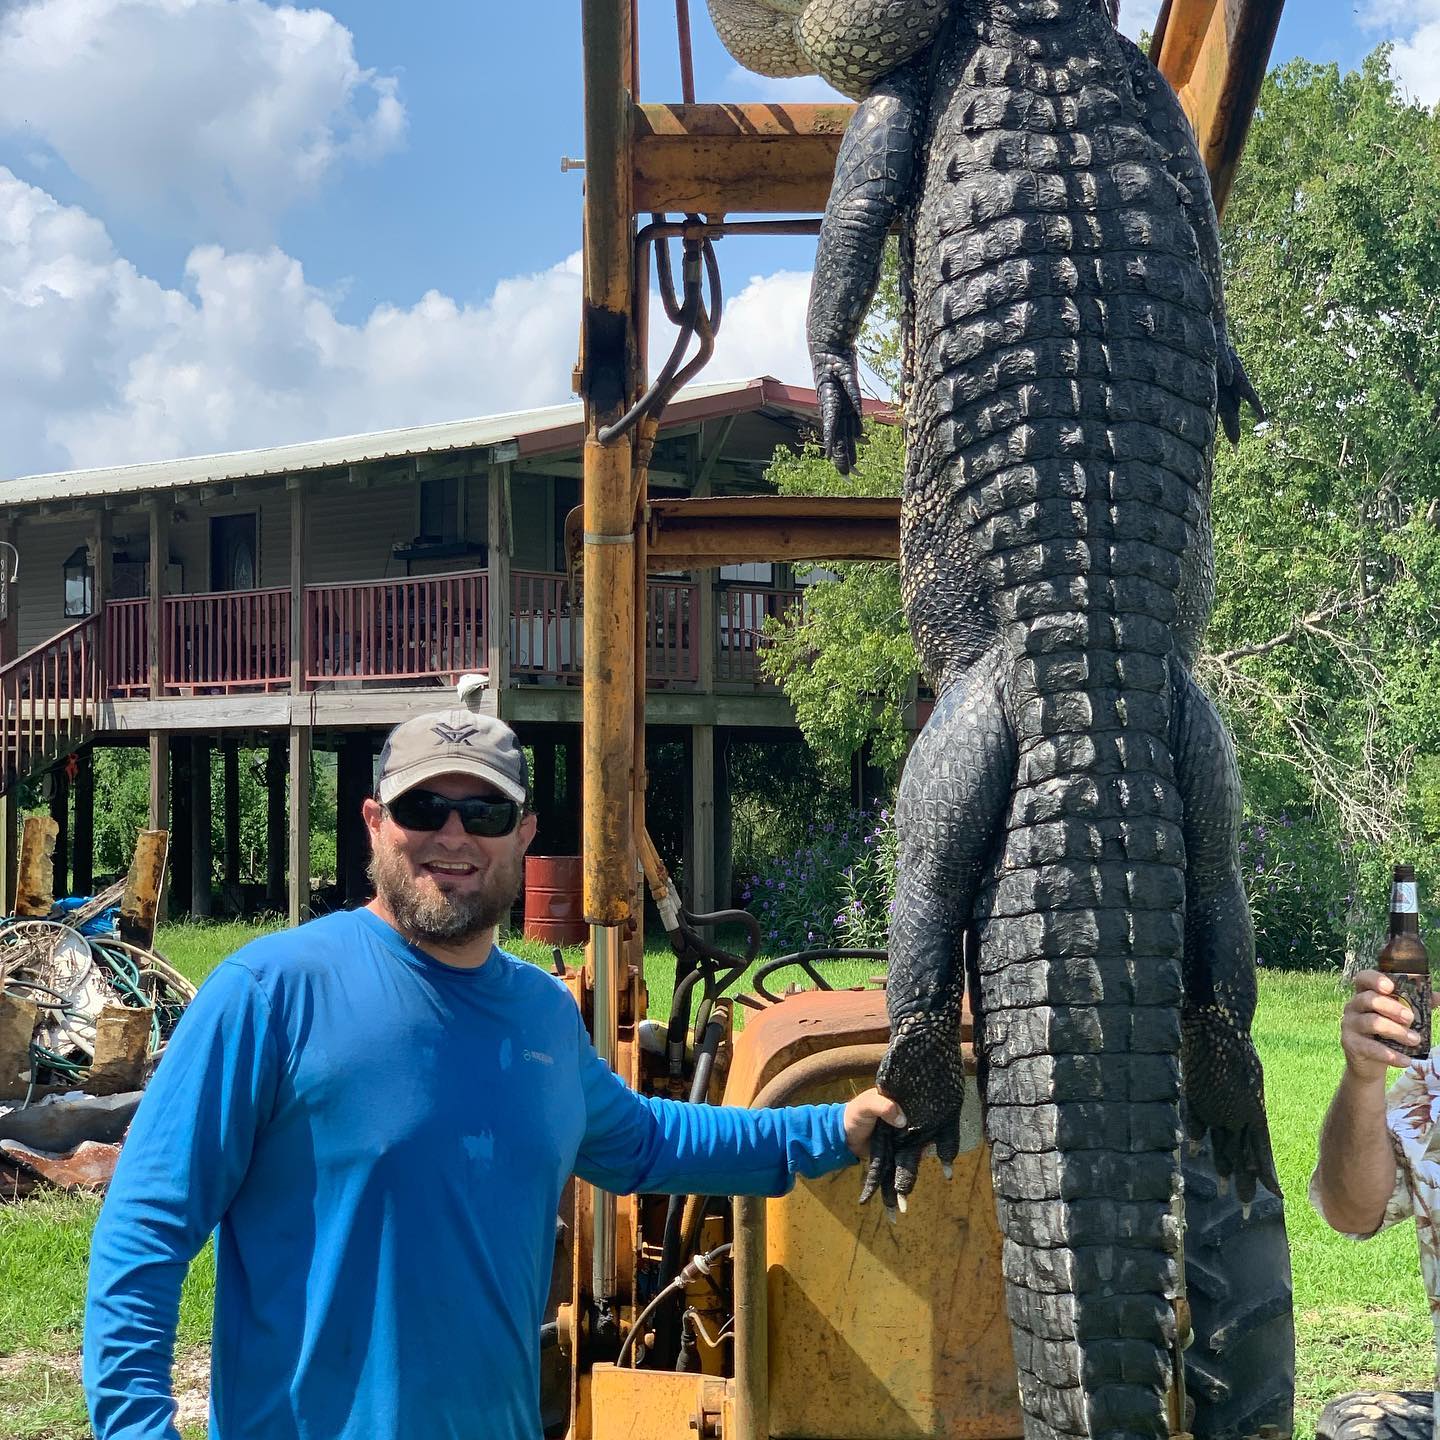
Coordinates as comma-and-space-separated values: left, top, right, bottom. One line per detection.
362, 773, 538, 947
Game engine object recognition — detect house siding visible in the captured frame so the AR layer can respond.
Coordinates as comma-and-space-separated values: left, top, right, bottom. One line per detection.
15, 517, 86, 655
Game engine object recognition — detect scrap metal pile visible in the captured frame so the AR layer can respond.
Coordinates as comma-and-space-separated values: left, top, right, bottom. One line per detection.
0, 820, 191, 1199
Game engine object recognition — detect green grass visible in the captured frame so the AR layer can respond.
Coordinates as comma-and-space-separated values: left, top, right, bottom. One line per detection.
2, 922, 1433, 1438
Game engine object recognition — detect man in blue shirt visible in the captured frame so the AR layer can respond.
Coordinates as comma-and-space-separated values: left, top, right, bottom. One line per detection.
84, 709, 903, 1440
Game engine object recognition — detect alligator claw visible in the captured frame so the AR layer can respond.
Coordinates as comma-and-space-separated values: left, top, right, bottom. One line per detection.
1218, 340, 1265, 444
812, 346, 864, 475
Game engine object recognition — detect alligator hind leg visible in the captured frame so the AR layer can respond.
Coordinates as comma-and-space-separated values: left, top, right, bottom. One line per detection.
1171, 663, 1281, 1202
867, 648, 1017, 1210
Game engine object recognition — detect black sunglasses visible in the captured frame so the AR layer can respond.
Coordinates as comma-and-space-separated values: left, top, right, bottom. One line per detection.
384, 788, 521, 838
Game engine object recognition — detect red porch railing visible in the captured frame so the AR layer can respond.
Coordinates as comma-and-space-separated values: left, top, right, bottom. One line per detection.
510, 572, 702, 686
646, 579, 698, 685
511, 571, 582, 683
104, 598, 149, 698
163, 588, 291, 694
715, 585, 801, 686
93, 570, 799, 700
1, 616, 101, 795
306, 571, 487, 686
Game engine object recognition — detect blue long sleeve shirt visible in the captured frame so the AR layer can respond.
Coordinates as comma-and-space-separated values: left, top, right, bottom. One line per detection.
84, 908, 856, 1440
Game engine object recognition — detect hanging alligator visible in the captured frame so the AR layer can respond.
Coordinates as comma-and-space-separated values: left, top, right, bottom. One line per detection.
705, 1, 1280, 1437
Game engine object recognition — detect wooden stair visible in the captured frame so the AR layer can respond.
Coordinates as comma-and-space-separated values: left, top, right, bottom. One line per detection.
1, 616, 102, 797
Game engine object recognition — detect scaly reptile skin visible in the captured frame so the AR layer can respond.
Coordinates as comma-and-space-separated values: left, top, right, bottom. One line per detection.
712, 2, 1279, 1437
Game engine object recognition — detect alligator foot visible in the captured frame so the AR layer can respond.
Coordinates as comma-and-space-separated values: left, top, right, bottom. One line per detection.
862, 1008, 966, 1214
1218, 339, 1265, 443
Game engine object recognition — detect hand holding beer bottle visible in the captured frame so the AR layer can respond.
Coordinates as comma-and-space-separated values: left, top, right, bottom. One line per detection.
1339, 868, 1433, 1083
1377, 864, 1432, 1061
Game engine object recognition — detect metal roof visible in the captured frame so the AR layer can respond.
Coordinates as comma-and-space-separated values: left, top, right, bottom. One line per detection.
1, 376, 888, 509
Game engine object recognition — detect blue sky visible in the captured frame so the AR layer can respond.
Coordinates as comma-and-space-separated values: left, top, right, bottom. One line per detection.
0, 0, 1424, 477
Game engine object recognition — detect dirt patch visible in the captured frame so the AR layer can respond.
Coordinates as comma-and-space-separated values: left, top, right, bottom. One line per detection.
0, 1350, 80, 1382
0, 1346, 210, 1430
172, 1347, 211, 1429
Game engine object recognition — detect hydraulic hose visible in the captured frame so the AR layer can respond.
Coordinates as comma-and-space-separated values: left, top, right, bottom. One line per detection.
617, 1243, 732, 1368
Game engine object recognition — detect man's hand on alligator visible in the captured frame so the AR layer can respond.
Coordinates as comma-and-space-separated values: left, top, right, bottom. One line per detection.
860, 1008, 968, 1216
842, 1087, 910, 1161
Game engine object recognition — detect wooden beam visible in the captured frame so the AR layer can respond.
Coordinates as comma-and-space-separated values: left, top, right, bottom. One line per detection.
0, 790, 18, 913
288, 725, 311, 925
222, 739, 241, 900
119, 830, 169, 950
148, 733, 170, 923
148, 734, 170, 833
1150, 0, 1285, 215
49, 761, 70, 900
689, 724, 716, 916
266, 737, 286, 911
567, 496, 903, 572
0, 520, 16, 669
337, 734, 372, 907
191, 735, 213, 918
487, 462, 512, 707
694, 417, 736, 496
170, 739, 193, 914
15, 816, 58, 916
647, 527, 898, 569
148, 501, 168, 699
290, 486, 306, 693
632, 5, 1279, 220
91, 508, 112, 618
632, 103, 851, 214
72, 748, 95, 896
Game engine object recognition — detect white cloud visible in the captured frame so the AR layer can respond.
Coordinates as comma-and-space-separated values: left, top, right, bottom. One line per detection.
724, 63, 845, 103
1118, 0, 1163, 42
0, 169, 822, 477
658, 267, 815, 393
0, 0, 405, 239
1362, 0, 1440, 104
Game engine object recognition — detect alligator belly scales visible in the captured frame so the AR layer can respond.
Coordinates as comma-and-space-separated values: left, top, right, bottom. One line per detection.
707, 0, 1280, 1436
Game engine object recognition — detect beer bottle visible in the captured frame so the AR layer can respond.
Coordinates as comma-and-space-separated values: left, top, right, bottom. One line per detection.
1377, 864, 1432, 1060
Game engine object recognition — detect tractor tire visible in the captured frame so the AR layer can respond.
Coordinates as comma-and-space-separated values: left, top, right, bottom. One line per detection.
1183, 1139, 1296, 1440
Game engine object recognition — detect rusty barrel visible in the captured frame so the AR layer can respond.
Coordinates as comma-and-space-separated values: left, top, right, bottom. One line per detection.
523, 856, 588, 946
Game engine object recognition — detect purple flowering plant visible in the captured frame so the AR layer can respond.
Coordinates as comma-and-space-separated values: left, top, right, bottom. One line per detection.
745, 807, 899, 952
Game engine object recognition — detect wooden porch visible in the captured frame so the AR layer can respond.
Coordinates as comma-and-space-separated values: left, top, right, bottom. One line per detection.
95, 568, 799, 699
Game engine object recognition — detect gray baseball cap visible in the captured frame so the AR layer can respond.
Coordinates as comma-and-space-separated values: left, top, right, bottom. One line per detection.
375, 710, 528, 806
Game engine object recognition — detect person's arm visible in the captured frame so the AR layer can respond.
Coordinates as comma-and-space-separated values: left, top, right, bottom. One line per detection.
1312, 969, 1419, 1236
573, 1010, 902, 1196
84, 961, 279, 1440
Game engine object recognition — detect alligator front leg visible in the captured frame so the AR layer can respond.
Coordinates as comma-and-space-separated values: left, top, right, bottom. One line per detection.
1172, 663, 1281, 1204
865, 649, 1017, 1212
808, 54, 924, 473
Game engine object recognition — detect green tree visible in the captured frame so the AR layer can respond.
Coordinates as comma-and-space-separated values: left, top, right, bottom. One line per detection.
761, 420, 915, 782
1201, 50, 1440, 948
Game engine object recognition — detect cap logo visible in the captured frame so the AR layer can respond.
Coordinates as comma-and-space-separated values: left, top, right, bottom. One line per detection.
432, 721, 481, 746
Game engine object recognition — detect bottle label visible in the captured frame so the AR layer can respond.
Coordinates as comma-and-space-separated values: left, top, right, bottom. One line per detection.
1389, 973, 1432, 1061
1394, 882, 1419, 914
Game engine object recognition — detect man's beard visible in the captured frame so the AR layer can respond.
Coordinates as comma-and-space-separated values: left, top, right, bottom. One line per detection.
367, 838, 523, 945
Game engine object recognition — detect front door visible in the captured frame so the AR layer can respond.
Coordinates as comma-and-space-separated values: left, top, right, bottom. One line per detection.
210, 514, 257, 591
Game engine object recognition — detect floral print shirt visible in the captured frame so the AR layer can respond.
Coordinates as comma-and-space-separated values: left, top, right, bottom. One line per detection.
1310, 1055, 1440, 1435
